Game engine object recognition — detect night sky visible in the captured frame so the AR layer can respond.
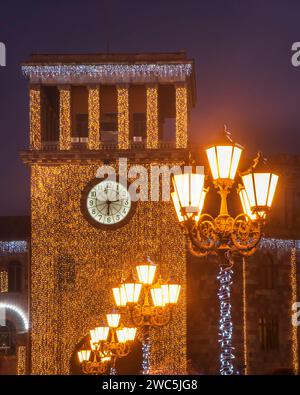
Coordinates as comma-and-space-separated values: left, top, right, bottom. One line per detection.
0, 0, 299, 215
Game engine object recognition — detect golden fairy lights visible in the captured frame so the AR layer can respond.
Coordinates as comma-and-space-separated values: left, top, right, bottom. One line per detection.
117, 85, 129, 149
242, 258, 248, 375
17, 346, 26, 375
28, 83, 190, 152
146, 85, 158, 149
175, 84, 188, 149
0, 270, 8, 293
59, 86, 71, 150
29, 86, 41, 150
88, 86, 100, 150
30, 163, 187, 374
291, 245, 298, 374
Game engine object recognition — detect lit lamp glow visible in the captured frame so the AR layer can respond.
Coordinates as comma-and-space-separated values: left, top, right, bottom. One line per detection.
173, 172, 205, 214
136, 260, 157, 285
95, 326, 109, 341
161, 281, 181, 304
90, 329, 98, 343
172, 170, 207, 224
150, 285, 165, 307
171, 191, 185, 222
241, 152, 278, 219
238, 186, 257, 220
113, 286, 127, 307
101, 356, 111, 363
90, 341, 96, 351
124, 327, 137, 342
116, 328, 127, 343
106, 313, 121, 328
206, 134, 243, 181
122, 274, 142, 304
78, 349, 91, 363
171, 188, 207, 223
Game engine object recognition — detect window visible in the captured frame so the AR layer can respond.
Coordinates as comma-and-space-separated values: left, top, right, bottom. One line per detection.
8, 262, 22, 293
75, 114, 88, 138
259, 316, 279, 351
132, 113, 146, 140
101, 113, 118, 144
101, 113, 118, 132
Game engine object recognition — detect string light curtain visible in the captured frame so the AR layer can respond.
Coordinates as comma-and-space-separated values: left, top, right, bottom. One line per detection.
17, 346, 26, 375
88, 86, 100, 150
242, 257, 248, 375
0, 270, 8, 293
59, 86, 71, 150
30, 163, 187, 374
117, 85, 129, 149
291, 243, 298, 374
146, 85, 158, 149
29, 85, 41, 150
175, 84, 188, 149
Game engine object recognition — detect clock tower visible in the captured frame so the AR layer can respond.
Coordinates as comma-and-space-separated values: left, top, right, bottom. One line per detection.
21, 52, 196, 374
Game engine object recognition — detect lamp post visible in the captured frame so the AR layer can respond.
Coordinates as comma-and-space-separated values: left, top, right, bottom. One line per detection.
171, 127, 278, 375
78, 313, 137, 375
113, 257, 181, 374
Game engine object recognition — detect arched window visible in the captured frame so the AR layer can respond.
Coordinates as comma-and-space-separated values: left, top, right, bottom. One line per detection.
8, 261, 22, 293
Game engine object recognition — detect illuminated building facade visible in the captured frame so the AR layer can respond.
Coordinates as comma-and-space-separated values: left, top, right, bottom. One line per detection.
21, 52, 196, 374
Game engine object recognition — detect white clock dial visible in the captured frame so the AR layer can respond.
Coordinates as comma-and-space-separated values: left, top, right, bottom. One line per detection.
86, 180, 132, 226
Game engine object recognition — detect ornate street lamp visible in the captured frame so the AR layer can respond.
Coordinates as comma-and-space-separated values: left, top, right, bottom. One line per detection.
171, 127, 278, 375
113, 257, 181, 374
78, 313, 137, 375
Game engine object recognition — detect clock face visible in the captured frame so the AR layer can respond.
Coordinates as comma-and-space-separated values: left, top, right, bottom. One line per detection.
82, 179, 135, 229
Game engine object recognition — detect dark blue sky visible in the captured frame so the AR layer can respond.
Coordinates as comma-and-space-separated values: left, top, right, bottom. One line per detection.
0, 0, 299, 215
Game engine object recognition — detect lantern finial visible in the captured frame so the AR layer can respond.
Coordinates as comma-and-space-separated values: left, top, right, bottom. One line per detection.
223, 124, 233, 142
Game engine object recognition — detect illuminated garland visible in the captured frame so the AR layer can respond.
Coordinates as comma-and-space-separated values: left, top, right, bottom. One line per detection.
0, 270, 8, 293
22, 64, 193, 83
59, 87, 71, 150
17, 346, 26, 375
30, 163, 187, 374
88, 86, 100, 150
142, 341, 151, 374
175, 84, 188, 148
218, 265, 235, 375
291, 245, 298, 374
242, 257, 248, 375
0, 303, 29, 331
29, 86, 41, 150
0, 241, 28, 254
260, 237, 300, 250
257, 237, 300, 374
146, 85, 158, 149
117, 86, 129, 149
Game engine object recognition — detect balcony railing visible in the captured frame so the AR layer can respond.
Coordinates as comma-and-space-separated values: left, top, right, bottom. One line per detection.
40, 140, 178, 151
